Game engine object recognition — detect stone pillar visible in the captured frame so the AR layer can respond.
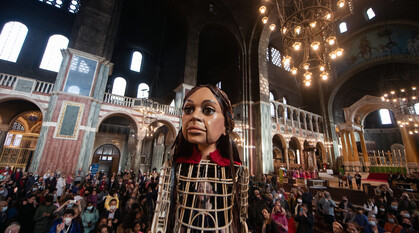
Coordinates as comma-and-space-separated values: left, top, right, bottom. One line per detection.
315, 119, 320, 133
297, 113, 301, 129
400, 127, 419, 173
309, 115, 314, 132
303, 115, 307, 130
274, 104, 279, 124
350, 130, 361, 171
290, 109, 295, 128
285, 146, 290, 170
344, 132, 353, 162
341, 133, 350, 170
0, 125, 10, 154
359, 130, 370, 167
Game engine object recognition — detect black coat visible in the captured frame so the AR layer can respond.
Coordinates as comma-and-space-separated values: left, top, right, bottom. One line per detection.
295, 212, 315, 233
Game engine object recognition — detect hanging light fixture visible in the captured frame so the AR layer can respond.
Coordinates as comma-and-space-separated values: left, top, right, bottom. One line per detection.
380, 73, 419, 134
259, 0, 351, 87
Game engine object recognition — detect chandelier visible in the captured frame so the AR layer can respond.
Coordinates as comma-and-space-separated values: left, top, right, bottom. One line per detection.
381, 85, 419, 134
260, 0, 351, 86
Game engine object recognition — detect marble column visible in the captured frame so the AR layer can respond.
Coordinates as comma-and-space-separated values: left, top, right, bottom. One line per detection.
344, 132, 353, 162
359, 131, 370, 168
350, 130, 361, 171
0, 125, 9, 154
341, 133, 350, 170
400, 127, 419, 173
285, 146, 290, 170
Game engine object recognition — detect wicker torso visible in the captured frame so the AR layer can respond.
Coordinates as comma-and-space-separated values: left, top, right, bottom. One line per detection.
152, 160, 249, 233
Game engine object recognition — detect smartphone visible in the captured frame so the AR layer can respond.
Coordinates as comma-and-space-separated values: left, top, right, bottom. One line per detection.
70, 200, 76, 204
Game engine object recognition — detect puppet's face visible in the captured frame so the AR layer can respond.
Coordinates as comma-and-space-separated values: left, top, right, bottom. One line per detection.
182, 87, 226, 148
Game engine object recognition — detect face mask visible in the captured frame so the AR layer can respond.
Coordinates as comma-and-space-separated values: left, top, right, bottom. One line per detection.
379, 208, 385, 212
34, 175, 39, 179
403, 213, 410, 218
110, 205, 116, 210
32, 188, 38, 192
388, 218, 395, 223
0, 190, 5, 195
64, 217, 72, 225
87, 206, 93, 211
297, 199, 302, 203
50, 177, 53, 180
391, 205, 398, 210
369, 221, 376, 227
1, 206, 7, 212
17, 169, 20, 172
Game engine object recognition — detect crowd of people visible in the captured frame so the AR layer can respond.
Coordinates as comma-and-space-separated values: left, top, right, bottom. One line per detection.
0, 167, 160, 233
247, 176, 418, 233
0, 166, 417, 233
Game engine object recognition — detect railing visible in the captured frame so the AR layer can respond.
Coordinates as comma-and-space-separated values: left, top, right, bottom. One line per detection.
271, 100, 324, 135
34, 80, 54, 94
0, 73, 17, 87
103, 92, 182, 117
0, 73, 54, 94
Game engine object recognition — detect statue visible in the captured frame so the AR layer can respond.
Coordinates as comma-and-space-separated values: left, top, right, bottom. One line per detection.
151, 85, 249, 233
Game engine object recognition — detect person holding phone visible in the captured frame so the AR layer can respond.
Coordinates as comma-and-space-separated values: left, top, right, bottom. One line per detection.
49, 209, 81, 233
295, 204, 314, 233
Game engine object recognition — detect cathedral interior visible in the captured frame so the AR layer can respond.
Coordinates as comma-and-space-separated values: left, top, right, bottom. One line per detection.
0, 0, 419, 177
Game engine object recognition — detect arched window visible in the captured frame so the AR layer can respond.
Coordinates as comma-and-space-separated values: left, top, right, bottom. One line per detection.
112, 77, 127, 96
415, 103, 419, 115
379, 109, 392, 125
137, 83, 149, 98
339, 22, 348, 33
216, 81, 222, 89
0, 21, 28, 62
366, 8, 376, 20
283, 97, 288, 119
170, 99, 175, 107
68, 0, 81, 13
40, 34, 69, 72
130, 51, 143, 72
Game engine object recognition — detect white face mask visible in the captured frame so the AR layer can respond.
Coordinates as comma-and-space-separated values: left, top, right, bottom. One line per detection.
64, 217, 72, 225
110, 205, 116, 210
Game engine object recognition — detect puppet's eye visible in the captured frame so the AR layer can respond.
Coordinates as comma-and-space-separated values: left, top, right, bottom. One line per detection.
183, 106, 194, 115
203, 107, 215, 115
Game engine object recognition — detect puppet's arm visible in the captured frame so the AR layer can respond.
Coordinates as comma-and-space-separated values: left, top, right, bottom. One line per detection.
151, 161, 173, 233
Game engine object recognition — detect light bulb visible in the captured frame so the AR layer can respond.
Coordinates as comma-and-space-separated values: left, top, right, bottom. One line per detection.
336, 48, 344, 56
282, 27, 287, 34
384, 93, 388, 97
319, 65, 325, 71
338, 0, 345, 8
409, 130, 414, 135
291, 67, 298, 75
390, 91, 395, 94
294, 26, 301, 35
303, 63, 310, 70
327, 36, 336, 45
283, 56, 291, 65
330, 52, 337, 59
401, 89, 405, 92
412, 86, 417, 90
293, 42, 302, 50
269, 24, 276, 31
415, 130, 419, 134
386, 99, 390, 102
305, 81, 311, 87
402, 98, 407, 101
262, 17, 268, 24
381, 96, 385, 101
393, 99, 397, 102
311, 41, 320, 50
259, 6, 266, 14
409, 118, 413, 121
310, 21, 316, 28
304, 71, 312, 80
321, 72, 329, 80
413, 96, 417, 100
325, 13, 331, 19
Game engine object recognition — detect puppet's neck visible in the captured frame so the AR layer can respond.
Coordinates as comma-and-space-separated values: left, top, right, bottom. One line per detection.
197, 144, 217, 160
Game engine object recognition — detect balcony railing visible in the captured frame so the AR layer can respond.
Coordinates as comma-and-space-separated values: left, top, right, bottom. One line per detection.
0, 73, 54, 94
270, 100, 324, 134
103, 92, 182, 117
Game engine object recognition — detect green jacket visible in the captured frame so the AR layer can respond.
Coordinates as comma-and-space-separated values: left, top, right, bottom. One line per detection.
33, 204, 57, 233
